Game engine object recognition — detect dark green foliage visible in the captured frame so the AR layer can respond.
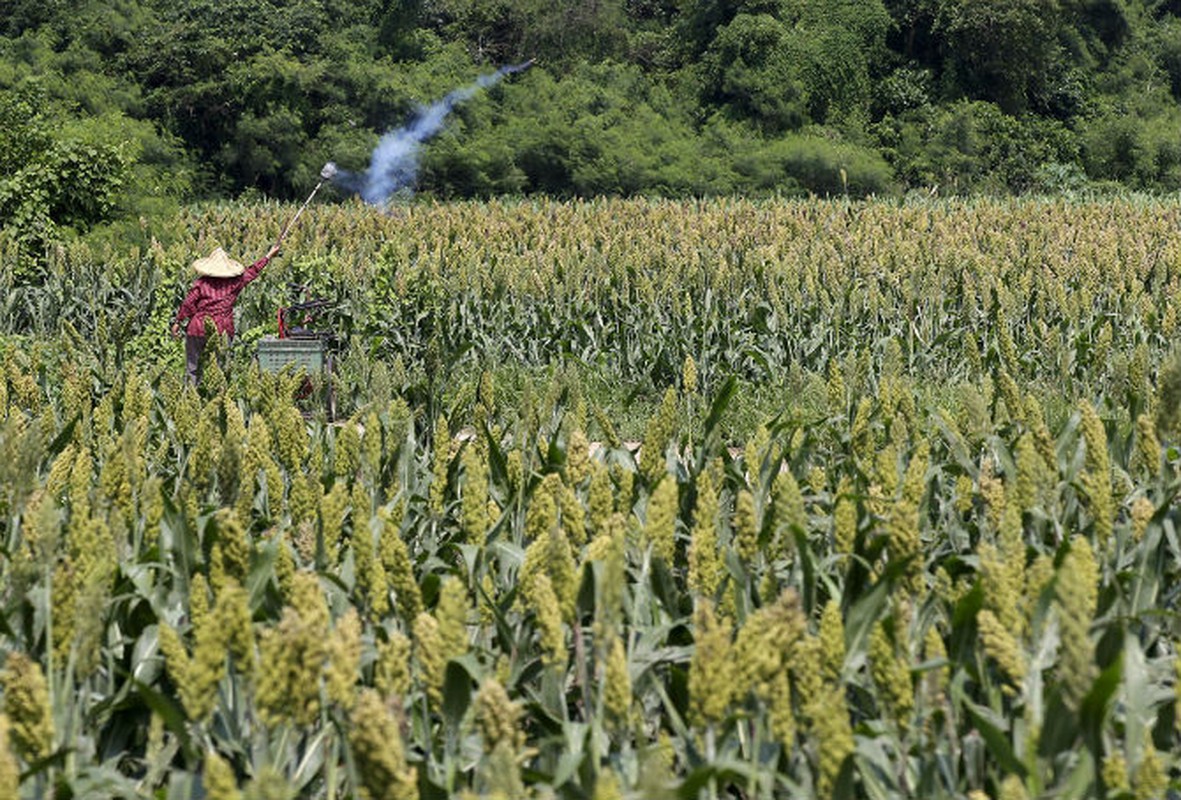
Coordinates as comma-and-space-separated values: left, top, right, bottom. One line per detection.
0, 84, 130, 275
872, 100, 1078, 192
0, 0, 1180, 242
698, 13, 807, 133
932, 0, 1066, 113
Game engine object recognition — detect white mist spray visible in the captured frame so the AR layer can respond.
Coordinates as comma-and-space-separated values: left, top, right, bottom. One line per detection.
332, 61, 533, 206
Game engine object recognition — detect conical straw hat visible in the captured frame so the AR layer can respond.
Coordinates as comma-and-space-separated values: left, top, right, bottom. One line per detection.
191, 247, 244, 277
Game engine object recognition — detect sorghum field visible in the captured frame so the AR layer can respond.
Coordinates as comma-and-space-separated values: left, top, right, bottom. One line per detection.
1, 196, 1181, 799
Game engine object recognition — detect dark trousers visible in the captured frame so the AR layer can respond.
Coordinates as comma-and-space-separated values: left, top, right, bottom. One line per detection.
184, 335, 206, 385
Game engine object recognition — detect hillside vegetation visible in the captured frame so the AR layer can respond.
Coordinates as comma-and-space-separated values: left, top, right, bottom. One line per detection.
2, 0, 1181, 264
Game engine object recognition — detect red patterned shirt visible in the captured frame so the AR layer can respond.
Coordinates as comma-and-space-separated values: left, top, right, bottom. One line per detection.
175, 256, 270, 337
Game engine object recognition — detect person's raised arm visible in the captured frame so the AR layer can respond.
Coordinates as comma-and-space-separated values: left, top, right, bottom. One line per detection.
242, 243, 282, 284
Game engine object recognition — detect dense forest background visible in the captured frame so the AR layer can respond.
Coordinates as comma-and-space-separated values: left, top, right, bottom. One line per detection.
1, 0, 1181, 257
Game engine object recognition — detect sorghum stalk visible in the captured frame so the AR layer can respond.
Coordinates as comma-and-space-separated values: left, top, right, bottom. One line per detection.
428, 415, 450, 517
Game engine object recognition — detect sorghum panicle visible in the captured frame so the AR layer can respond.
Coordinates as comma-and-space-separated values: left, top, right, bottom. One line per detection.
204, 751, 242, 800
380, 515, 422, 622
475, 677, 524, 752
460, 445, 490, 545
977, 609, 1027, 689
412, 612, 446, 705
688, 599, 733, 726
1, 652, 54, 763
1055, 536, 1099, 710
256, 573, 329, 726
374, 630, 412, 701
819, 599, 845, 683
0, 714, 20, 795
833, 479, 857, 556
868, 618, 914, 733
1133, 414, 1161, 478
214, 508, 251, 585
520, 520, 577, 622
1133, 732, 1166, 800
566, 428, 590, 485
333, 417, 362, 481
1101, 750, 1129, 795
325, 609, 362, 709
639, 387, 677, 486
644, 477, 678, 565
435, 578, 470, 664
770, 469, 805, 558
211, 579, 250, 675
532, 574, 567, 670
687, 470, 722, 599
603, 635, 631, 723
810, 682, 853, 800
587, 462, 614, 536
732, 488, 758, 564
348, 690, 418, 800
319, 482, 349, 563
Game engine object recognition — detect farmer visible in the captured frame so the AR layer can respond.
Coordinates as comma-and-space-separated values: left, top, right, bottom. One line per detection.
172, 243, 281, 384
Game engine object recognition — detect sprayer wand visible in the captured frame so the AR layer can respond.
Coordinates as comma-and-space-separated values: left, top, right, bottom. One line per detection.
276, 162, 337, 246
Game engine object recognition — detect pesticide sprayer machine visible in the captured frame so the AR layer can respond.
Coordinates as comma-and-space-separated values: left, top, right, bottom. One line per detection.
256, 162, 342, 420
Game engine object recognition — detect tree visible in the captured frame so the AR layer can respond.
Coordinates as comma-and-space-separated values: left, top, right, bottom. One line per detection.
0, 85, 132, 276
699, 14, 806, 132
933, 0, 1064, 113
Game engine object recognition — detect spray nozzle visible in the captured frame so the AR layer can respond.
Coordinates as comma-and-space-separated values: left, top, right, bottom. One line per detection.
320, 162, 338, 181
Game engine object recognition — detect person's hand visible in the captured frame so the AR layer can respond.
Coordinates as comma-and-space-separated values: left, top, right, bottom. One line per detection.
171, 322, 182, 339
267, 243, 282, 260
